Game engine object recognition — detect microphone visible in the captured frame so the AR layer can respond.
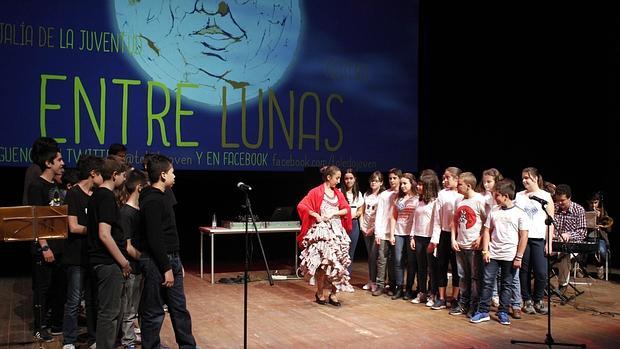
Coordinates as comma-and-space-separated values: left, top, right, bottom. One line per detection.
530, 196, 548, 206
237, 182, 252, 191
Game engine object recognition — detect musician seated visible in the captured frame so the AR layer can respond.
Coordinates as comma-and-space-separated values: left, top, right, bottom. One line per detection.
586, 192, 613, 279
552, 184, 587, 288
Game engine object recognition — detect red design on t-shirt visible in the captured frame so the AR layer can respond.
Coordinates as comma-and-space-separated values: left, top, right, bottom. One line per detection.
454, 205, 477, 230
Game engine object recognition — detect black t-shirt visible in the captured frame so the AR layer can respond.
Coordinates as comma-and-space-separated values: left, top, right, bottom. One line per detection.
27, 176, 65, 254
119, 204, 141, 274
87, 187, 127, 265
62, 185, 90, 266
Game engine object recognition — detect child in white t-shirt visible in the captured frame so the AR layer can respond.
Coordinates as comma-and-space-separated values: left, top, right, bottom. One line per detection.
449, 172, 486, 316
470, 179, 529, 326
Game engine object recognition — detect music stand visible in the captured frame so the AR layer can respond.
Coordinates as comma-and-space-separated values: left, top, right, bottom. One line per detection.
511, 201, 585, 348
0, 205, 68, 348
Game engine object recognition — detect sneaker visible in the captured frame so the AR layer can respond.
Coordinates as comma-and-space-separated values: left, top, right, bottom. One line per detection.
362, 282, 371, 290
309, 275, 316, 286
89, 343, 97, 349
534, 300, 548, 315
63, 345, 76, 349
470, 311, 490, 323
597, 266, 605, 280
425, 295, 435, 307
33, 328, 53, 342
50, 326, 63, 336
522, 300, 536, 314
512, 307, 522, 319
126, 345, 136, 349
411, 293, 426, 304
431, 298, 446, 310
497, 311, 511, 325
449, 304, 466, 316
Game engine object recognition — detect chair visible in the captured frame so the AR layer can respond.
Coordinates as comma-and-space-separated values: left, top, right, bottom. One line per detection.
572, 211, 607, 281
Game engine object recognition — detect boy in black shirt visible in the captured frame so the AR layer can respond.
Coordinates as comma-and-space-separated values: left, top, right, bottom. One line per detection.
87, 157, 130, 349
61, 155, 104, 349
27, 143, 65, 341
139, 154, 197, 349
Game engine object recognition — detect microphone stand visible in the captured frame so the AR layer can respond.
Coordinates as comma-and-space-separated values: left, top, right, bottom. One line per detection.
241, 188, 274, 349
511, 201, 585, 348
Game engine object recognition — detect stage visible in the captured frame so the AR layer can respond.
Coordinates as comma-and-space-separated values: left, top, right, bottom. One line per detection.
1, 262, 619, 349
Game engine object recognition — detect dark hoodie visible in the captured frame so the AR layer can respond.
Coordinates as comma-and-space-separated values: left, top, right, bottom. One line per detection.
138, 186, 180, 273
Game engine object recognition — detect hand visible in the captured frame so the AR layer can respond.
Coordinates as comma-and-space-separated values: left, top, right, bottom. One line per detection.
513, 259, 522, 269
366, 227, 375, 236
321, 215, 332, 222
121, 260, 132, 278
483, 254, 490, 263
561, 233, 571, 241
375, 236, 382, 245
472, 237, 481, 250
410, 238, 416, 250
162, 269, 174, 288
451, 240, 461, 252
389, 236, 395, 246
42, 249, 55, 263
427, 242, 436, 254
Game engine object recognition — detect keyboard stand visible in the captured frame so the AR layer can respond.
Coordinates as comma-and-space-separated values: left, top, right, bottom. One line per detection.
548, 267, 584, 305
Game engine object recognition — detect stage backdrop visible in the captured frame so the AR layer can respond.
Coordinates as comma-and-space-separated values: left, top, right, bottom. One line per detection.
0, 0, 419, 171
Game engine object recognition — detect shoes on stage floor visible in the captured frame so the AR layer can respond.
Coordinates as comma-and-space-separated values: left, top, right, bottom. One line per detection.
534, 300, 548, 314
328, 294, 341, 307
315, 292, 326, 305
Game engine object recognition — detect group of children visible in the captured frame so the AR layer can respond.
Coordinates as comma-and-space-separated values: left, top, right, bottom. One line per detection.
25, 138, 198, 349
341, 166, 557, 326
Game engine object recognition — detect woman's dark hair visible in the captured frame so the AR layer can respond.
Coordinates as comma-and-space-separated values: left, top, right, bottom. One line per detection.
419, 172, 440, 203
398, 173, 417, 198
343, 168, 360, 203
365, 171, 385, 196
320, 165, 340, 182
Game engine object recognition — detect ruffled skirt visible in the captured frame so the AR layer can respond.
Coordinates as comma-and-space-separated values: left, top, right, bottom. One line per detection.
299, 220, 353, 292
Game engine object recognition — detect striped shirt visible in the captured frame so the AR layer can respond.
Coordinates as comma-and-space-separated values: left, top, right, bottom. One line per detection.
554, 201, 587, 242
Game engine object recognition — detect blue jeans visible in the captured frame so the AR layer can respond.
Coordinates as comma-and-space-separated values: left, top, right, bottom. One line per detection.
348, 219, 360, 274
455, 249, 481, 310
492, 268, 522, 308
121, 273, 143, 346
478, 259, 516, 314
140, 255, 196, 349
392, 235, 416, 288
62, 265, 84, 344
520, 238, 547, 302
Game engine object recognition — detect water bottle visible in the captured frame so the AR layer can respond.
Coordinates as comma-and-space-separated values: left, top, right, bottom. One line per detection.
211, 213, 217, 228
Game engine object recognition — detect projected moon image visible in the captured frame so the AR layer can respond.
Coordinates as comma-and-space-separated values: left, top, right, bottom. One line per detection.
113, 0, 302, 107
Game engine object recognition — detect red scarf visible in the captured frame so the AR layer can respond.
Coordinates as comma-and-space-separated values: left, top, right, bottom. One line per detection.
296, 184, 352, 245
